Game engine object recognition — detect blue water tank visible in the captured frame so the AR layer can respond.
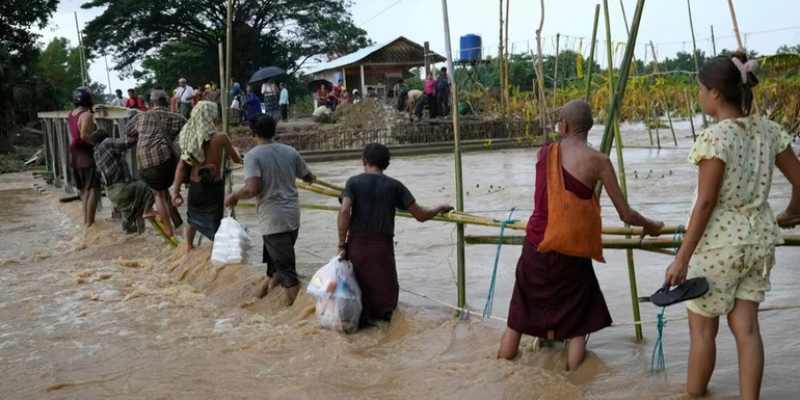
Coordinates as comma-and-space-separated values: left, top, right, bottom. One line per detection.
459, 34, 482, 62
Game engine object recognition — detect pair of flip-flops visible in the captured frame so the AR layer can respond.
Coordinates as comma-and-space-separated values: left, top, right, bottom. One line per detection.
642, 277, 709, 307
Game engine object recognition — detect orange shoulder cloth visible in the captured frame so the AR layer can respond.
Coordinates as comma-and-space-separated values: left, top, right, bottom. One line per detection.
537, 143, 605, 262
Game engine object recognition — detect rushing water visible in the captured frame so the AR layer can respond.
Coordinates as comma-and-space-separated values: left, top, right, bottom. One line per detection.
1, 122, 798, 399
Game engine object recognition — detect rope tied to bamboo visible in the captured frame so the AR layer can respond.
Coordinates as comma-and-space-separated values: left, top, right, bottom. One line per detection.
483, 208, 517, 320
651, 307, 668, 371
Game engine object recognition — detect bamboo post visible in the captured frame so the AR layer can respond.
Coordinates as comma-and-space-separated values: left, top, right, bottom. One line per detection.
553, 33, 560, 105
686, 0, 708, 127
684, 88, 697, 141
424, 41, 431, 77
225, 0, 232, 134
584, 5, 601, 100
710, 25, 717, 56
498, 0, 505, 113
646, 106, 654, 146
598, 0, 646, 157
440, 0, 467, 312
653, 105, 662, 150
603, 0, 643, 342
665, 106, 677, 146
103, 55, 113, 97
534, 0, 548, 137
619, 0, 631, 36
504, 0, 511, 106
74, 12, 89, 85
726, 0, 744, 49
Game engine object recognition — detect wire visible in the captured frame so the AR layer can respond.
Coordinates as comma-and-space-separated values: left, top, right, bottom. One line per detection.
358, 0, 405, 26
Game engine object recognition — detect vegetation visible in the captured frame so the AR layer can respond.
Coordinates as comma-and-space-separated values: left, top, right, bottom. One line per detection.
81, 0, 371, 91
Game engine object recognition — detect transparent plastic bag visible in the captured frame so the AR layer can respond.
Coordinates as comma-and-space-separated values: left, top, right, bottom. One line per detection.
307, 256, 362, 333
211, 217, 251, 265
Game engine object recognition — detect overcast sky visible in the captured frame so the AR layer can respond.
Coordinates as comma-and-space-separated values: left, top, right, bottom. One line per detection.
37, 0, 800, 93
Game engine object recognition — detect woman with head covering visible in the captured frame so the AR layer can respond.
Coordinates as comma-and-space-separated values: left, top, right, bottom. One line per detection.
171, 101, 242, 250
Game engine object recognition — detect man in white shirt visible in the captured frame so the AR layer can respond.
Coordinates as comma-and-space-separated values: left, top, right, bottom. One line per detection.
278, 82, 289, 121
110, 89, 125, 107
175, 78, 194, 119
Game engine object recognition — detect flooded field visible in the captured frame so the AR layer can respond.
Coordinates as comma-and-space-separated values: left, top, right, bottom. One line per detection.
1, 121, 798, 399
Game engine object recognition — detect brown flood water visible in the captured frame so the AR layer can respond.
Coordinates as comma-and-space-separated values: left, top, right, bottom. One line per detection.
1, 121, 798, 399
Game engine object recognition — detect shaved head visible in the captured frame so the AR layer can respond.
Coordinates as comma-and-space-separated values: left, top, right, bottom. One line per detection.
559, 99, 594, 135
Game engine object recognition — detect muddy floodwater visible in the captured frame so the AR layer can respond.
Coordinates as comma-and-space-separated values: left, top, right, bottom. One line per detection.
1, 121, 799, 399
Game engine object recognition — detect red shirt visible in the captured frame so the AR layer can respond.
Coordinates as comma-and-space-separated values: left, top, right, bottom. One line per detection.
126, 97, 147, 111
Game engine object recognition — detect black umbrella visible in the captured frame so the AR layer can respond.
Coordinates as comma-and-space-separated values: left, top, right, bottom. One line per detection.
307, 79, 333, 92
248, 66, 285, 84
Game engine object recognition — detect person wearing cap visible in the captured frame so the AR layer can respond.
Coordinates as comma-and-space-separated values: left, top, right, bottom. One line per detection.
68, 87, 100, 226
91, 129, 154, 234
126, 89, 187, 238
175, 78, 194, 119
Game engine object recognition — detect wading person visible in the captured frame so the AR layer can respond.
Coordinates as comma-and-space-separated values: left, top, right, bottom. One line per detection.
225, 115, 315, 305
663, 53, 800, 400
171, 101, 241, 250
127, 89, 187, 237
91, 130, 154, 234
497, 99, 663, 371
68, 87, 100, 227
337, 143, 453, 326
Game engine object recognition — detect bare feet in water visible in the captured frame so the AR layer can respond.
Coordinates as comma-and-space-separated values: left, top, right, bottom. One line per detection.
777, 209, 800, 228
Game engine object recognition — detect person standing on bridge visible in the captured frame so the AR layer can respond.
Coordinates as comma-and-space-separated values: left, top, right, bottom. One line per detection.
67, 87, 101, 227
496, 99, 662, 371
337, 143, 452, 327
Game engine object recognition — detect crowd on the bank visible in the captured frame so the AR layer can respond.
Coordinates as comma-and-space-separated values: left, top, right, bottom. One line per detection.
62, 52, 800, 400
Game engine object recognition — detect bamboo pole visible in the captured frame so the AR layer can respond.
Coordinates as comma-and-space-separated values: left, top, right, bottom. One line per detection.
224, 0, 232, 135
726, 0, 745, 50
710, 25, 718, 56
440, 0, 467, 311
684, 88, 697, 141
74, 12, 89, 85
297, 198, 688, 236
598, 0, 646, 157
534, 0, 548, 137
686, 0, 708, 128
504, 0, 511, 106
603, 0, 642, 341
665, 106, 677, 146
619, 0, 631, 36
584, 5, 601, 100
653, 105, 662, 149
466, 235, 800, 247
498, 0, 505, 113
553, 33, 560, 103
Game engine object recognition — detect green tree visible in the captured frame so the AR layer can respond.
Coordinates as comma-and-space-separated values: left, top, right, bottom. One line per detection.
81, 0, 370, 87
0, 0, 59, 153
36, 38, 89, 109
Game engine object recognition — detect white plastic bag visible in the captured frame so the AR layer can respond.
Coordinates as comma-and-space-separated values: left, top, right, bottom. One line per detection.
230, 97, 241, 110
211, 217, 251, 265
307, 256, 362, 333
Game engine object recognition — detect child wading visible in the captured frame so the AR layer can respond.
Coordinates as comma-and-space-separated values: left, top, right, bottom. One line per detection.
497, 100, 663, 371
663, 52, 800, 400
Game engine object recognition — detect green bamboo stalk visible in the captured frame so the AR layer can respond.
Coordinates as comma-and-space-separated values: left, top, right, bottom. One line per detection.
686, 0, 709, 127
603, 0, 642, 342
665, 103, 678, 146
684, 88, 697, 141
598, 0, 646, 156
584, 5, 601, 100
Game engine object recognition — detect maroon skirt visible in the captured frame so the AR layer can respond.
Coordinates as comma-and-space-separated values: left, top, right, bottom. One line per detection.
346, 234, 398, 322
507, 241, 612, 339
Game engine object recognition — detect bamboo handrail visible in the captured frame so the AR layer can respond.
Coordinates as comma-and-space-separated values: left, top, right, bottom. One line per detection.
465, 235, 800, 247
296, 200, 688, 236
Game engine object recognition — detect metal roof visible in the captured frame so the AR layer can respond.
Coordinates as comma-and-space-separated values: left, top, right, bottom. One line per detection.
305, 36, 445, 75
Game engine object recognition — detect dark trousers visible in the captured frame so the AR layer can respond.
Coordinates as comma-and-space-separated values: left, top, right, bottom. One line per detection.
280, 104, 288, 121
263, 230, 299, 288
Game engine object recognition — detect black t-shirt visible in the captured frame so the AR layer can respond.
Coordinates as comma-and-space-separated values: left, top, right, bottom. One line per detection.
342, 173, 416, 237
